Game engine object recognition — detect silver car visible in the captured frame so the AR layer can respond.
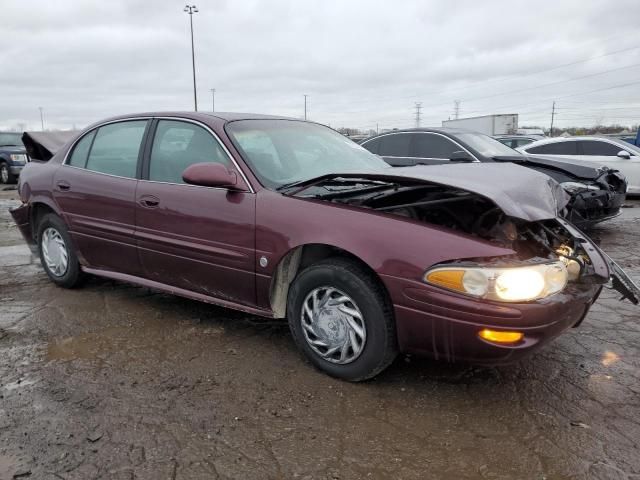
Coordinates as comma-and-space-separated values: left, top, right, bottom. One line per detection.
517, 136, 640, 195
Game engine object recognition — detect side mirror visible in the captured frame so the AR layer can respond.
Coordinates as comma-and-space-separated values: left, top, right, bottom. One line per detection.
617, 150, 631, 159
449, 150, 474, 162
182, 163, 238, 188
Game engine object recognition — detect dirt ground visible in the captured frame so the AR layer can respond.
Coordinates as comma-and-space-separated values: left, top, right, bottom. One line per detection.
0, 187, 639, 480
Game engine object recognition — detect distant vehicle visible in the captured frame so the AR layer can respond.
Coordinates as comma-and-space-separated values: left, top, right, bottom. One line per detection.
10, 112, 639, 380
517, 127, 545, 136
442, 114, 518, 136
360, 128, 627, 228
493, 135, 542, 149
0, 132, 28, 184
518, 136, 640, 195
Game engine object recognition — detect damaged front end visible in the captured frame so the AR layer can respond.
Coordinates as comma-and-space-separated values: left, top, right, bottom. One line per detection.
561, 169, 627, 227
291, 164, 639, 305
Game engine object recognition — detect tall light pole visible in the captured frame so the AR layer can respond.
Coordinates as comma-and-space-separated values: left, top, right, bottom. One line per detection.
39, 107, 44, 131
184, 5, 199, 111
210, 88, 216, 112
303, 94, 308, 120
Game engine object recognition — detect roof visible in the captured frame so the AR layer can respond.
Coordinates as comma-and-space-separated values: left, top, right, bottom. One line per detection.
366, 127, 478, 137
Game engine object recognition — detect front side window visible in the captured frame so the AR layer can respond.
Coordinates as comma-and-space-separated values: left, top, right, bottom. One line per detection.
413, 133, 460, 159
527, 141, 577, 155
148, 120, 229, 184
226, 120, 388, 189
578, 140, 625, 156
85, 121, 147, 178
378, 134, 412, 157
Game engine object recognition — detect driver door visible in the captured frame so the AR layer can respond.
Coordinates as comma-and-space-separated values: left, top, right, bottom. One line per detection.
135, 119, 256, 306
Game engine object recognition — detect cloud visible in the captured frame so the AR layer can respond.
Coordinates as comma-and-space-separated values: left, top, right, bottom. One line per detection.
2, 0, 639, 131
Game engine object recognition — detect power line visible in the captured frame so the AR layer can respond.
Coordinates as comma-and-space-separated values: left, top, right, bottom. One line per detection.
414, 102, 422, 127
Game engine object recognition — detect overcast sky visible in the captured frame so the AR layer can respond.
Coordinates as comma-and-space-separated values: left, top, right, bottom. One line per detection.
2, 0, 640, 132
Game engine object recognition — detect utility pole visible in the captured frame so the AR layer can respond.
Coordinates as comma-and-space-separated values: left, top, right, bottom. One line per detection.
550, 101, 556, 137
303, 94, 308, 120
39, 107, 44, 131
184, 5, 199, 111
453, 100, 461, 120
414, 102, 422, 128
210, 88, 216, 112
376, 123, 379, 134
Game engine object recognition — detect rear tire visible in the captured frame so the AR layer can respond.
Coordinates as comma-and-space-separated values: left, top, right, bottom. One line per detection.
37, 213, 84, 288
287, 258, 397, 381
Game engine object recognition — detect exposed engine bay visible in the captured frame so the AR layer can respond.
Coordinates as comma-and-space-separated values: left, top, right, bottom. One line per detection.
296, 176, 639, 303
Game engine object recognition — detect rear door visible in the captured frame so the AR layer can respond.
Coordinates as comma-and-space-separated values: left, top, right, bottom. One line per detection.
135, 118, 256, 306
53, 119, 148, 275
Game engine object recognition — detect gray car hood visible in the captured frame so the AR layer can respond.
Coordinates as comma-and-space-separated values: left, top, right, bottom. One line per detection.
297, 163, 569, 222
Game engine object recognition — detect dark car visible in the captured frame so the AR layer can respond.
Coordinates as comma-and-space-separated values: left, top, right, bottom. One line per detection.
361, 128, 627, 229
10, 113, 639, 381
0, 132, 28, 184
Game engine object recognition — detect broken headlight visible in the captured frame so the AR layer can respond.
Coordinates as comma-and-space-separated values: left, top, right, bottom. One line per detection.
560, 181, 600, 194
424, 262, 568, 302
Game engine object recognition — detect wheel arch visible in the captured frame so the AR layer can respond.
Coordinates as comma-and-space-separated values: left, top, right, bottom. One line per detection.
268, 243, 392, 318
29, 201, 61, 241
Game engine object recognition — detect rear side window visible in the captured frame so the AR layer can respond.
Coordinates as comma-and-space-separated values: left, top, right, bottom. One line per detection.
412, 133, 459, 159
148, 120, 229, 184
361, 137, 381, 154
379, 134, 411, 157
527, 141, 577, 155
68, 130, 96, 168
86, 121, 147, 178
578, 140, 623, 156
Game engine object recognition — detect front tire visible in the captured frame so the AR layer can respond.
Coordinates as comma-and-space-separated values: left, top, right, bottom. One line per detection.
0, 162, 16, 184
37, 214, 84, 288
287, 258, 397, 381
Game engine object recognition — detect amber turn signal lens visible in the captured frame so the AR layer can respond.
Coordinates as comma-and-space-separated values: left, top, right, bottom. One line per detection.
478, 329, 523, 344
425, 269, 465, 291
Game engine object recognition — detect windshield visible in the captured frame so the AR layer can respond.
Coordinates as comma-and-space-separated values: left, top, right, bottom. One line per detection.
457, 132, 524, 158
226, 120, 389, 189
0, 132, 22, 146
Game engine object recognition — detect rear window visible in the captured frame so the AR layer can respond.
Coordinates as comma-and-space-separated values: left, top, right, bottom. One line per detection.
527, 141, 577, 155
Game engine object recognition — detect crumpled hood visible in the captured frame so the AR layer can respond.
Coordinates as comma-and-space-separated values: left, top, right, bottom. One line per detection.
22, 131, 79, 161
307, 163, 569, 222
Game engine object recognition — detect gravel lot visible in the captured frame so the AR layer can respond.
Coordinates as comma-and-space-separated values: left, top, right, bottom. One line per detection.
1, 187, 639, 480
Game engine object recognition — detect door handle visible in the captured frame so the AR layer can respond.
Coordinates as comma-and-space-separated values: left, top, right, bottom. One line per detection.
138, 195, 160, 208
56, 181, 71, 191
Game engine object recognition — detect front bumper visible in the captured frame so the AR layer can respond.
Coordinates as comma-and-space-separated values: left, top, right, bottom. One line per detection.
9, 165, 24, 175
383, 276, 602, 365
566, 190, 626, 228
9, 203, 34, 247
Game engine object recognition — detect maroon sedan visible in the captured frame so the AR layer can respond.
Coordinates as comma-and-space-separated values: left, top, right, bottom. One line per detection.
10, 112, 639, 381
